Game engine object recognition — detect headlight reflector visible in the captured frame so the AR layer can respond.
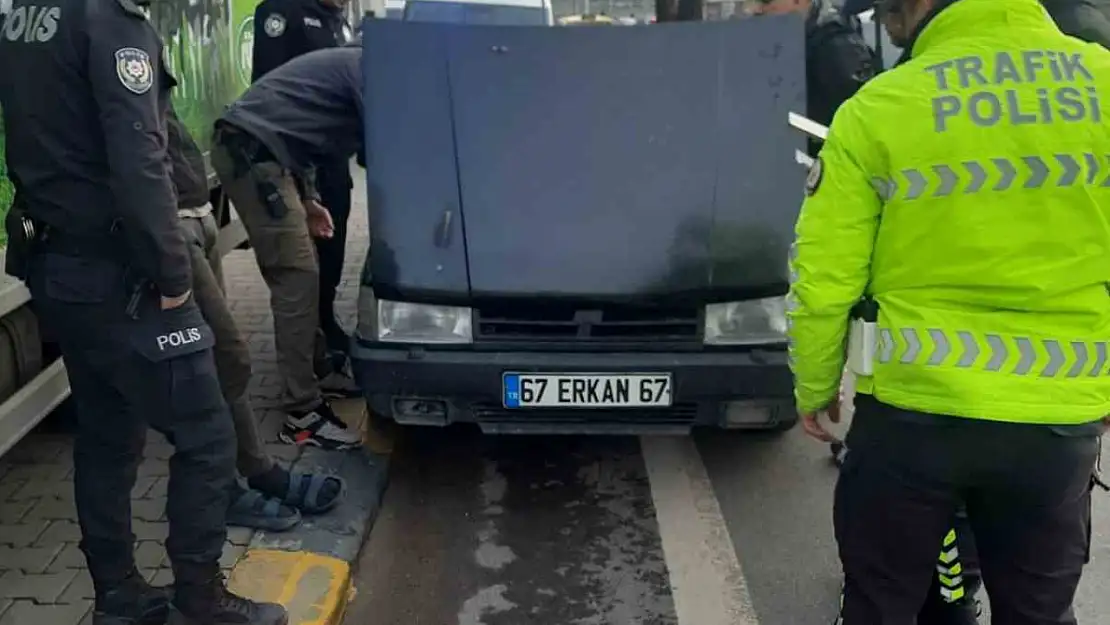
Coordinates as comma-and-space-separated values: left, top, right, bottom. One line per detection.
704, 297, 788, 345
376, 300, 473, 344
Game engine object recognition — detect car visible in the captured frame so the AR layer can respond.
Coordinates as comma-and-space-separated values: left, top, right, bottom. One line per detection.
352, 14, 808, 435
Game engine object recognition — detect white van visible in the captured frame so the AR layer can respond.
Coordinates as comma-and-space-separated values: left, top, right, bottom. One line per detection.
402, 0, 554, 26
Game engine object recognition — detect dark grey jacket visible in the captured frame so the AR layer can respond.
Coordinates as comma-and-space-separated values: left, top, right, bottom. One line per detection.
1041, 0, 1110, 48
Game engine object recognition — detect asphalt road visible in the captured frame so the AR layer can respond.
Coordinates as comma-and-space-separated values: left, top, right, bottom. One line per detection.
342, 410, 1110, 625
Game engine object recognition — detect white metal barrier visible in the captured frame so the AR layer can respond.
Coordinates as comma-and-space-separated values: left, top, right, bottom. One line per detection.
788, 111, 829, 169
0, 218, 250, 458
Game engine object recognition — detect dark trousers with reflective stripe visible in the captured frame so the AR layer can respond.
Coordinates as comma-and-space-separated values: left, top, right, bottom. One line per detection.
835, 395, 1098, 625
27, 252, 236, 591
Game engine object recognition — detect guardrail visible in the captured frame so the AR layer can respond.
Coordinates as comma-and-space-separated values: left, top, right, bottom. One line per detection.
0, 217, 250, 458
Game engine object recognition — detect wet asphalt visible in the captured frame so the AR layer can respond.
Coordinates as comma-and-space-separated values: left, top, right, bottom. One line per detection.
339, 422, 1110, 625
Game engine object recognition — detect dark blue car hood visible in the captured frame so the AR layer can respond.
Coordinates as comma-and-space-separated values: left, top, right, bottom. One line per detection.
361, 17, 806, 303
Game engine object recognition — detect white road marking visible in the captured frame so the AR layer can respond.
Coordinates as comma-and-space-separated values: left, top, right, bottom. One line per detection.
641, 435, 761, 625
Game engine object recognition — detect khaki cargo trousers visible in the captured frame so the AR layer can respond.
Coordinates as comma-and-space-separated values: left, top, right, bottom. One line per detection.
180, 213, 273, 478
211, 140, 332, 413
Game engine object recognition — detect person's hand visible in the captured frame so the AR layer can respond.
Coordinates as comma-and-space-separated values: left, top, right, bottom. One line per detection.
306, 198, 335, 239
801, 399, 841, 443
161, 290, 192, 310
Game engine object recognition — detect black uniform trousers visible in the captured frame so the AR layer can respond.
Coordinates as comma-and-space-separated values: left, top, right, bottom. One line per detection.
835, 394, 1099, 625
27, 250, 236, 590
313, 157, 352, 353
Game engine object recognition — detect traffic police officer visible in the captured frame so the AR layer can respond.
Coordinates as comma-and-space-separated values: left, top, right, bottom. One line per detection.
787, 0, 1110, 623
750, 0, 880, 155
212, 46, 364, 450
252, 0, 355, 359
0, 1, 286, 623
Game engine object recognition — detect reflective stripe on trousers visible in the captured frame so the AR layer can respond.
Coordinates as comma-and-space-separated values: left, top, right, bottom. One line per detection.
937, 528, 966, 603
877, 327, 1108, 378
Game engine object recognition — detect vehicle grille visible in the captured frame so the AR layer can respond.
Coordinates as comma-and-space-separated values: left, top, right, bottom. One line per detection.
473, 301, 701, 343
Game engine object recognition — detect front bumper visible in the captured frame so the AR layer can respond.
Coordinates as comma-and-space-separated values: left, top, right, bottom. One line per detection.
350, 340, 794, 434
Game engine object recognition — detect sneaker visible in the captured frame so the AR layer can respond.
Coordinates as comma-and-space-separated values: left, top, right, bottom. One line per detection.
319, 360, 361, 400
93, 570, 169, 625
168, 575, 288, 625
278, 402, 362, 450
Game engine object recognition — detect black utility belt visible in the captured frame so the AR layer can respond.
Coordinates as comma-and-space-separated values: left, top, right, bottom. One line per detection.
36, 229, 125, 262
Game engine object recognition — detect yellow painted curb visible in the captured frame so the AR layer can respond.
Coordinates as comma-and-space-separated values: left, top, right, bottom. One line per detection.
227, 550, 352, 625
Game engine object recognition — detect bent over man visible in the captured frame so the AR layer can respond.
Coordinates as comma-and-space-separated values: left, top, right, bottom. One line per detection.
213, 45, 364, 450
252, 0, 356, 359
0, 0, 286, 623
788, 0, 1109, 623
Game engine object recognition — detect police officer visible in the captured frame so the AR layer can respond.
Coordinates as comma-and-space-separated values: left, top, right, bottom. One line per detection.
0, 1, 287, 624
168, 108, 346, 530
212, 46, 364, 450
787, 1, 1109, 624
253, 0, 355, 360
750, 0, 880, 155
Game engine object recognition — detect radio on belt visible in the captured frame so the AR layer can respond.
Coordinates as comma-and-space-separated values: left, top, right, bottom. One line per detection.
847, 298, 879, 377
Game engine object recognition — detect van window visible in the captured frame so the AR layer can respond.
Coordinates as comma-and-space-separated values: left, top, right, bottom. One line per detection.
403, 1, 548, 25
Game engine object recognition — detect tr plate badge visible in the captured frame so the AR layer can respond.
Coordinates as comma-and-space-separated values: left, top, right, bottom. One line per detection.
114, 47, 154, 95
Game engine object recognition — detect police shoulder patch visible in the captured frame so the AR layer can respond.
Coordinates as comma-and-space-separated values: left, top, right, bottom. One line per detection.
805, 157, 824, 197
264, 13, 286, 37
114, 47, 154, 95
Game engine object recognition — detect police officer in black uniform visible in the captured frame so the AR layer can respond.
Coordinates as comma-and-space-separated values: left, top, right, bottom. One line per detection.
0, 1, 286, 623
750, 0, 880, 155
252, 0, 355, 359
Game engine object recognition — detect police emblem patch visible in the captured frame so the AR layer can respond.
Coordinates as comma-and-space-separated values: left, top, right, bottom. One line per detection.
805, 157, 824, 197
264, 13, 286, 37
114, 47, 154, 95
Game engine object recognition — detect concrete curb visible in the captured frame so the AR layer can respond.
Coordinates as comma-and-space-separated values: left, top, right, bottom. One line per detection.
227, 400, 395, 625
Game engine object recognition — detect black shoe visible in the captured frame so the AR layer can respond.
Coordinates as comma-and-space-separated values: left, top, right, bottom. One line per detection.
323, 325, 351, 356
830, 440, 848, 468
319, 358, 361, 400
92, 570, 170, 625
168, 575, 288, 625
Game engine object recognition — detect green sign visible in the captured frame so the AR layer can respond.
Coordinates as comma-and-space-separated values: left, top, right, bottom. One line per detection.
0, 0, 258, 245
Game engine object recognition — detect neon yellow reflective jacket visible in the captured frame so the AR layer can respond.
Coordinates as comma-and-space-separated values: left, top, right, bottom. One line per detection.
787, 0, 1110, 424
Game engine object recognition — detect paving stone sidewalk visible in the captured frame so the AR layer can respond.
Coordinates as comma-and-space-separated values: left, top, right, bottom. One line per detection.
0, 192, 369, 625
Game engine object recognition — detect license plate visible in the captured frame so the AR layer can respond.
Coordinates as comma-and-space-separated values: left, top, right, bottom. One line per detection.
502, 373, 673, 408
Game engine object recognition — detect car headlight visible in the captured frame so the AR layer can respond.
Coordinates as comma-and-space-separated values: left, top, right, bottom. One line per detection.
376, 300, 473, 344
704, 297, 788, 345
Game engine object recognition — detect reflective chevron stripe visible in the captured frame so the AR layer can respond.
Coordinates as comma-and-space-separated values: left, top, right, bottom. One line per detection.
869, 153, 1108, 202
876, 328, 1109, 378
936, 527, 965, 604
